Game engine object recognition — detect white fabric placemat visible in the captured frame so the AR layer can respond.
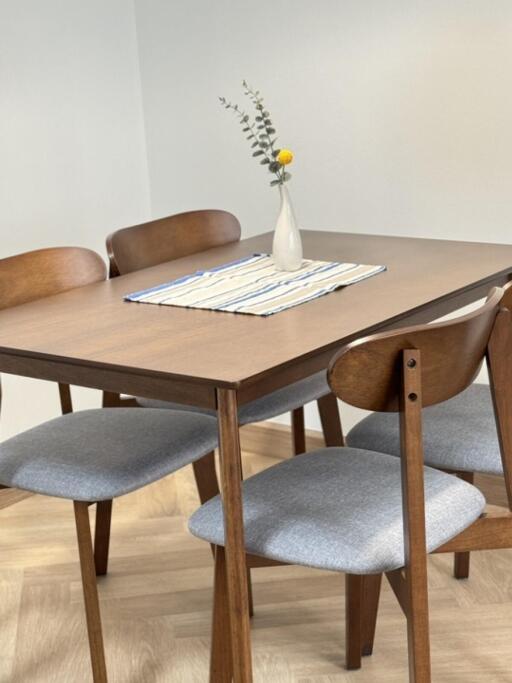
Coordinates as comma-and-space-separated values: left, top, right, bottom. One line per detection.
125, 253, 386, 316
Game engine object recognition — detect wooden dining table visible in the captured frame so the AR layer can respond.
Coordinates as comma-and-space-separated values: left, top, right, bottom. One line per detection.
1, 229, 512, 682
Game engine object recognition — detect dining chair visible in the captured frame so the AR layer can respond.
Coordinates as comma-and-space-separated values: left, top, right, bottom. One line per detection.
105, 210, 344, 612
189, 287, 506, 682
105, 210, 343, 455
0, 247, 106, 519
343, 280, 512, 665
0, 247, 221, 682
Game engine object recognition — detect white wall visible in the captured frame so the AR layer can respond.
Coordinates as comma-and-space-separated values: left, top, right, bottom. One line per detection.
134, 0, 512, 430
0, 0, 150, 437
135, 0, 512, 241
2, 2, 511, 435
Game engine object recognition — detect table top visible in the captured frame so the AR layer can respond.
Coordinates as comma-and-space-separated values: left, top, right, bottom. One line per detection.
0, 230, 511, 391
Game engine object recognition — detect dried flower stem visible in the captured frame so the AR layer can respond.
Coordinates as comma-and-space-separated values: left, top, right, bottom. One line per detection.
219, 81, 291, 187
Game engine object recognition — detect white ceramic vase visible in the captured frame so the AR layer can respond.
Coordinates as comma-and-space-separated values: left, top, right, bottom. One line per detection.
272, 183, 303, 271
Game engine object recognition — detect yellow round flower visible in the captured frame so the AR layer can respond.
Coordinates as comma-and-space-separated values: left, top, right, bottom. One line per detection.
277, 149, 294, 166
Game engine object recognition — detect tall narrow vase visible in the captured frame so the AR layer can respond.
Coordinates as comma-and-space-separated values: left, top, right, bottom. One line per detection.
272, 183, 303, 271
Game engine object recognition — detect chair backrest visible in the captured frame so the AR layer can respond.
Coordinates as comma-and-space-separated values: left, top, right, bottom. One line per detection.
0, 247, 106, 310
330, 284, 509, 583
501, 279, 512, 311
106, 210, 242, 276
0, 247, 107, 416
328, 286, 505, 412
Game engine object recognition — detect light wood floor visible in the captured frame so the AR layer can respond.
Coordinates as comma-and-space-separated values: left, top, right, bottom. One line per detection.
1, 424, 512, 682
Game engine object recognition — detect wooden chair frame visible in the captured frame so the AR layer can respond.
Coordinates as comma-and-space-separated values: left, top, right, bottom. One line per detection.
209, 288, 505, 682
344, 349, 432, 680
0, 248, 110, 554
348, 288, 512, 672
0, 247, 110, 680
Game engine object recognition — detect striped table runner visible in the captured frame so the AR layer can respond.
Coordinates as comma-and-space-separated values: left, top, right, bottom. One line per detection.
125, 254, 386, 316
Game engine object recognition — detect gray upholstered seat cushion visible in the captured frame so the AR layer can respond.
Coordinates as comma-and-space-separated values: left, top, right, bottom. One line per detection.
136, 371, 329, 425
0, 409, 218, 502
189, 447, 485, 574
347, 383, 501, 475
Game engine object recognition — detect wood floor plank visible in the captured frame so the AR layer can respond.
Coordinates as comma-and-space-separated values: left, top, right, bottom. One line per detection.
0, 569, 23, 681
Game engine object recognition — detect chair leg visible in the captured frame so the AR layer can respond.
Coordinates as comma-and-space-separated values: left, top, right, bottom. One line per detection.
346, 573, 382, 667
74, 501, 108, 683
345, 574, 363, 670
193, 452, 255, 618
404, 563, 431, 682
94, 500, 113, 577
102, 391, 121, 408
361, 574, 382, 656
453, 552, 470, 579
317, 393, 345, 447
193, 451, 220, 503
291, 407, 306, 455
246, 566, 254, 619
210, 546, 234, 683
453, 473, 474, 579
58, 383, 73, 414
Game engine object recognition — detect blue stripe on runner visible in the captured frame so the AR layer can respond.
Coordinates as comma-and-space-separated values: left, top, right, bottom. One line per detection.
125, 272, 201, 300
207, 253, 264, 273
215, 282, 284, 309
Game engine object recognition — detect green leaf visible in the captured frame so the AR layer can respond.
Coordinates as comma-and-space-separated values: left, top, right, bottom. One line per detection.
252, 150, 264, 157
242, 114, 249, 122
266, 127, 276, 134
242, 127, 250, 132
264, 119, 271, 125
272, 149, 281, 158
283, 172, 292, 182
270, 179, 281, 186
269, 161, 281, 173
246, 134, 254, 140
260, 158, 270, 165
263, 111, 269, 117
257, 124, 265, 129
259, 141, 269, 149
256, 103, 263, 110
251, 141, 259, 148
255, 116, 263, 122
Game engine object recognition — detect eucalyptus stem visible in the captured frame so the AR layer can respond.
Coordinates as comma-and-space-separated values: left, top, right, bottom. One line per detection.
220, 81, 292, 187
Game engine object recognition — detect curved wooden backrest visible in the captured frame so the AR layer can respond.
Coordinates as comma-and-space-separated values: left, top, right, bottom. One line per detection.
106, 210, 242, 276
0, 247, 107, 418
0, 247, 107, 310
503, 279, 512, 310
328, 287, 504, 412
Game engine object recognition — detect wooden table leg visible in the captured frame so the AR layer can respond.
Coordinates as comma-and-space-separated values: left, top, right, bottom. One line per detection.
210, 546, 234, 682
217, 388, 253, 683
